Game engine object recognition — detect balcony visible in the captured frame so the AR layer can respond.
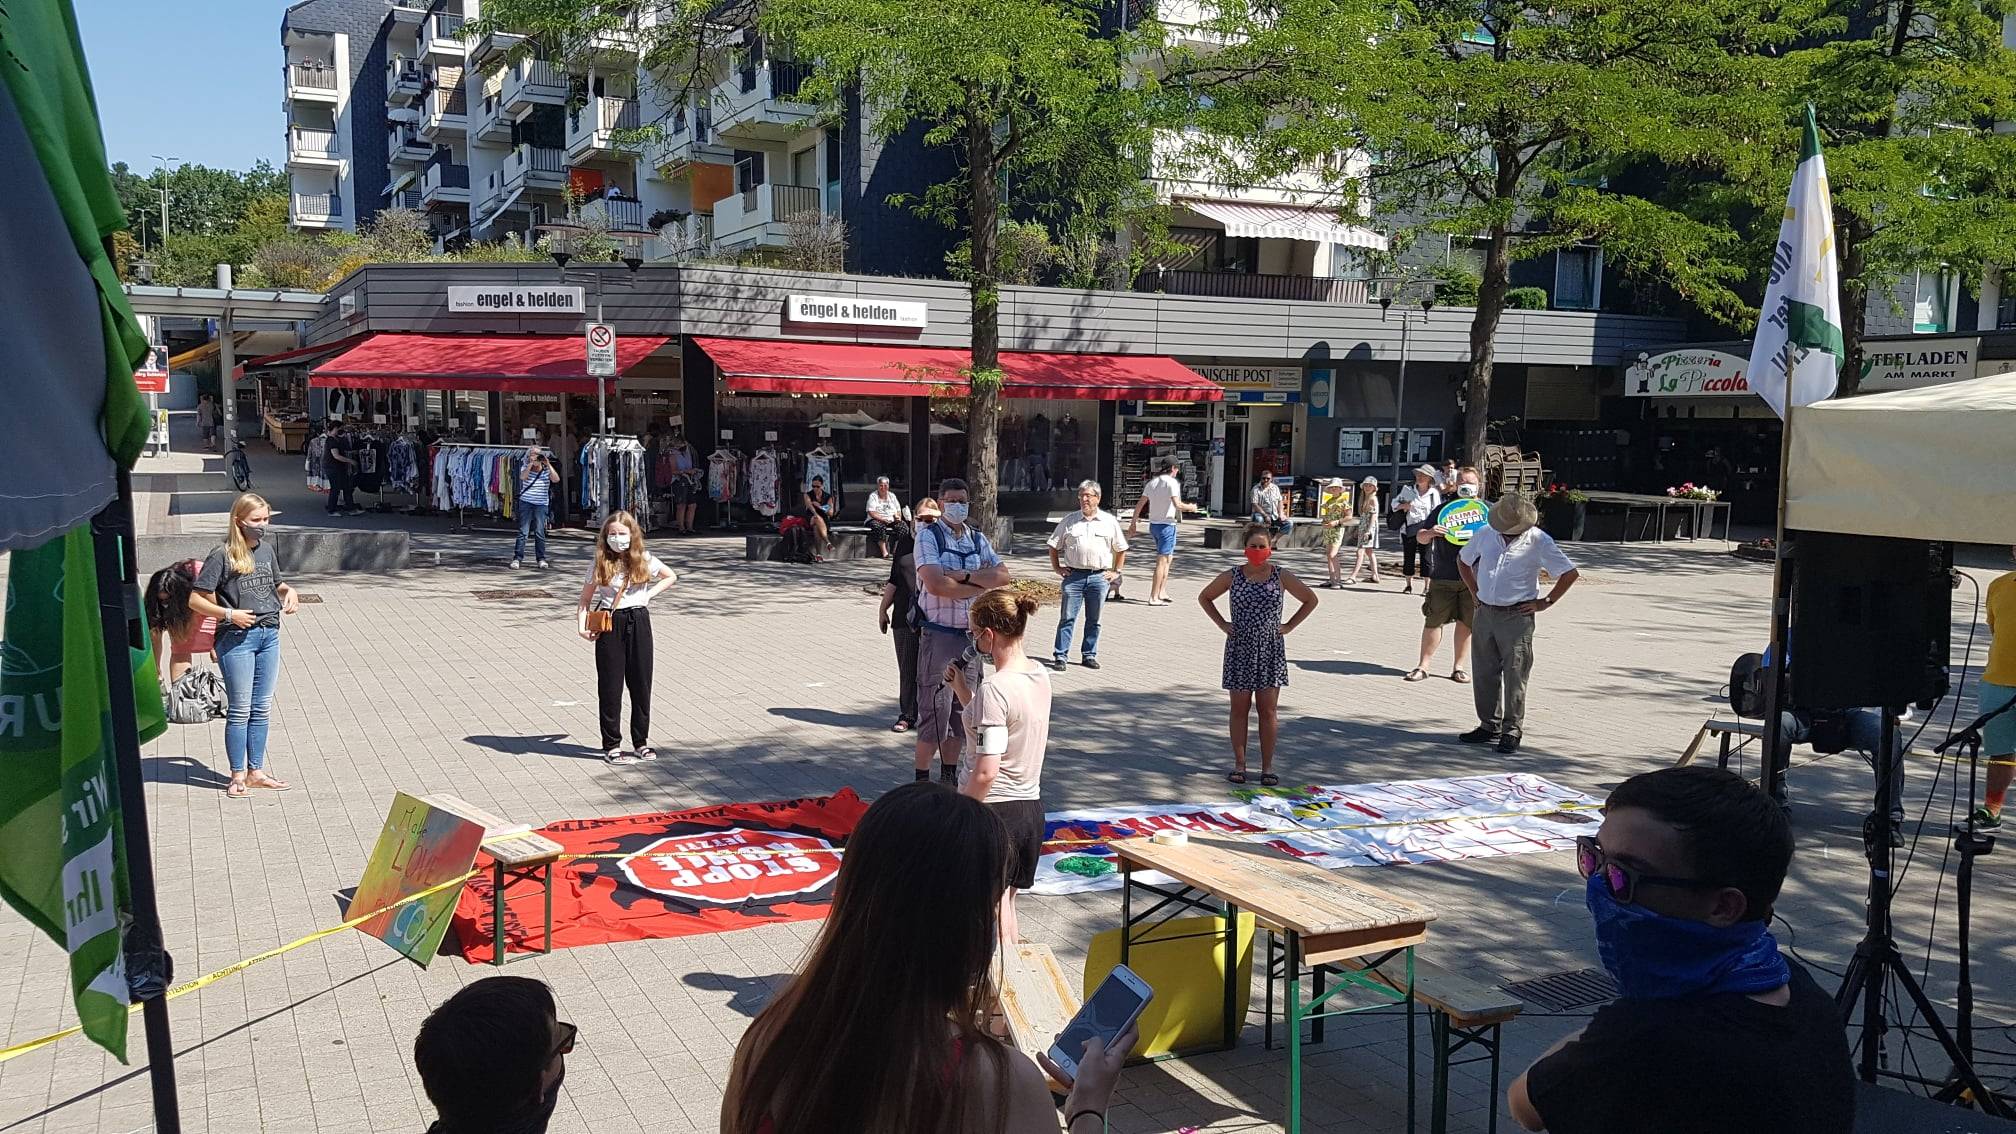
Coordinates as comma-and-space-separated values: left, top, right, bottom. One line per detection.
475, 171, 505, 225
471, 73, 511, 142
285, 60, 340, 102
388, 124, 431, 164
286, 125, 342, 166
565, 95, 642, 162
1136, 267, 1373, 304
386, 56, 425, 104
712, 182, 822, 250
712, 60, 817, 142
421, 162, 471, 207
1126, 0, 1241, 54
420, 85, 467, 139
385, 0, 426, 26
580, 196, 646, 232
1151, 129, 1342, 206
421, 12, 467, 57
502, 57, 567, 116
505, 144, 567, 192
290, 191, 344, 227
391, 186, 422, 210
470, 28, 523, 65
648, 103, 729, 177
653, 212, 714, 260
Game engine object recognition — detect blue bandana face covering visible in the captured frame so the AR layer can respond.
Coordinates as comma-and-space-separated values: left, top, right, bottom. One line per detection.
1586, 874, 1791, 999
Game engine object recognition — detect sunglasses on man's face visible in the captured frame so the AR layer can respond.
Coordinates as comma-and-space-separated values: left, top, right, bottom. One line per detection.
550, 1021, 578, 1061
1575, 836, 1727, 906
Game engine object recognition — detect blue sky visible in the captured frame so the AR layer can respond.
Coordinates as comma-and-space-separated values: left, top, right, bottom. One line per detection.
80, 0, 286, 173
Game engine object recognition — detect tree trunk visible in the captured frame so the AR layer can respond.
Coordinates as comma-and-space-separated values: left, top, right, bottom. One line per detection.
964, 87, 1003, 535
1835, 212, 1870, 396
1463, 214, 1513, 468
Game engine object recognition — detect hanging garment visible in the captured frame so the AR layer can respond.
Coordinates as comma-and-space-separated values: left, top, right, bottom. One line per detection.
708, 452, 739, 503
749, 450, 782, 517
304, 434, 329, 493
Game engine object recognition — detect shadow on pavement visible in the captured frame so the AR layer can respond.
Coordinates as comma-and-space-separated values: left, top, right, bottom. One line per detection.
141, 753, 233, 790
683, 971, 789, 1018
465, 733, 603, 760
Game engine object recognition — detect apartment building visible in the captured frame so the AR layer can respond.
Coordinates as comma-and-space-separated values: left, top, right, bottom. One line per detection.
280, 0, 394, 231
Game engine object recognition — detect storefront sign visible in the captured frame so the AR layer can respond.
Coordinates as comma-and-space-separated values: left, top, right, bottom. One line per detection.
1858, 336, 1981, 392
1308, 370, 1333, 417
1195, 365, 1301, 394
785, 293, 929, 329
446, 285, 586, 313
1436, 498, 1489, 545
1626, 349, 1750, 397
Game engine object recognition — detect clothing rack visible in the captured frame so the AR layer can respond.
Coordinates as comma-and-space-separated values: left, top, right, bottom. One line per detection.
436, 443, 550, 533
708, 443, 746, 530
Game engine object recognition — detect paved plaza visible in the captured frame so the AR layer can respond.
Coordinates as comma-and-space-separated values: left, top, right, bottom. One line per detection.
3, 445, 2013, 1134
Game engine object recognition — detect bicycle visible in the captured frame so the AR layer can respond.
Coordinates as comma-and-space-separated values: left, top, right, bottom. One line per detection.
224, 431, 252, 493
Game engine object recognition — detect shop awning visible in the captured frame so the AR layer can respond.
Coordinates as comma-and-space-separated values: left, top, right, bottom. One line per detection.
310, 332, 669, 393
696, 336, 969, 398
1179, 198, 1389, 251
694, 337, 1221, 402
240, 333, 370, 373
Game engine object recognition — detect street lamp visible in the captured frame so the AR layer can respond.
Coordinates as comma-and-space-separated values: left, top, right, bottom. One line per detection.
1372, 277, 1439, 489
150, 154, 180, 245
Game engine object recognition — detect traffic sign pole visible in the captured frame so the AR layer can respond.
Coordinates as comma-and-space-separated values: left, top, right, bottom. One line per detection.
585, 313, 616, 524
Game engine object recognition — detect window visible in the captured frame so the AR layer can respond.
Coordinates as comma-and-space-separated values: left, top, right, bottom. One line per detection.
1913, 266, 1958, 333
1998, 281, 2014, 329
1554, 246, 1602, 310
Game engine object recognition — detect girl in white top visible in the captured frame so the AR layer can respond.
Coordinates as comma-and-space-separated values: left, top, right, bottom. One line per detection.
577, 510, 677, 764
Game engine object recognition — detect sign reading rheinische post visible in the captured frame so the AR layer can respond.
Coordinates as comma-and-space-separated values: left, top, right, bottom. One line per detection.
447, 285, 586, 313
785, 294, 929, 329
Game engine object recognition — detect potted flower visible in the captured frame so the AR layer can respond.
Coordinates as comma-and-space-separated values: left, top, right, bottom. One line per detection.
1664, 482, 1719, 501
1537, 483, 1587, 541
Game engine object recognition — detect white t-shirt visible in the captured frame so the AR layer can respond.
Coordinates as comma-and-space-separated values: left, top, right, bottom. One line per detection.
960, 669, 1051, 803
585, 554, 674, 610
1140, 474, 1184, 524
1251, 483, 1284, 520
1395, 484, 1442, 525
1459, 527, 1576, 606
865, 491, 903, 523
1048, 509, 1130, 570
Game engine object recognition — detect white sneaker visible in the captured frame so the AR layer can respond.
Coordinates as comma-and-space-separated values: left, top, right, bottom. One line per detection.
510, 559, 521, 569
537, 559, 550, 569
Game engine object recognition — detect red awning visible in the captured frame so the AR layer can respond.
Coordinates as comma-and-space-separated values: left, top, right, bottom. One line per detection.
1002, 352, 1221, 401
309, 333, 669, 393
693, 337, 1218, 402
694, 336, 969, 398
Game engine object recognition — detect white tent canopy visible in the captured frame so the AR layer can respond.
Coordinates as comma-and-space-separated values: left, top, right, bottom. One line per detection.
1785, 371, 2016, 545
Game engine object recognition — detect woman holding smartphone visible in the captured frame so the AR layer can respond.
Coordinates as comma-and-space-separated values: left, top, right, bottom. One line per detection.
946, 588, 1050, 948
189, 494, 301, 797
722, 782, 1136, 1134
576, 510, 676, 765
1199, 524, 1318, 786
803, 474, 836, 557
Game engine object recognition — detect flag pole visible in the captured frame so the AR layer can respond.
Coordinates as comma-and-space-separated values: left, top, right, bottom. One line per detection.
88, 467, 182, 1132
1760, 358, 1796, 806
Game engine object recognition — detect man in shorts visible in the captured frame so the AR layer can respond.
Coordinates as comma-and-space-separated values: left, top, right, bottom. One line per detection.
912, 478, 1010, 783
1407, 466, 1480, 683
1128, 457, 1200, 606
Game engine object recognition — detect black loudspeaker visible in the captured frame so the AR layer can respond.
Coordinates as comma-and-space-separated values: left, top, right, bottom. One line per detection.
1788, 532, 1951, 710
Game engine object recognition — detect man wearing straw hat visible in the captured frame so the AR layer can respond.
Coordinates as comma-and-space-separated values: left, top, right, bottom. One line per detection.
1458, 493, 1579, 754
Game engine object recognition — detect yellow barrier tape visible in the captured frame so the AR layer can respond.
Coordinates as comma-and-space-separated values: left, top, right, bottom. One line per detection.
0, 797, 1600, 1063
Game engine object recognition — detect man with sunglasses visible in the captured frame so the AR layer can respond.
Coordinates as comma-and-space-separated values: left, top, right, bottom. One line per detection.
415, 976, 575, 1134
1508, 766, 1852, 1133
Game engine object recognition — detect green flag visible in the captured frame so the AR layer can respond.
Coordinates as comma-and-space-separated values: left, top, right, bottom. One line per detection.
0, 527, 167, 1061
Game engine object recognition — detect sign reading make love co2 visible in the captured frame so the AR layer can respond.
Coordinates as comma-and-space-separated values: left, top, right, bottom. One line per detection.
1436, 498, 1490, 545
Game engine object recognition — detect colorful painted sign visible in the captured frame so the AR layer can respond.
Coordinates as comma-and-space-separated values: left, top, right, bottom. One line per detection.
352, 793, 486, 966
1436, 497, 1490, 545
1625, 349, 1751, 397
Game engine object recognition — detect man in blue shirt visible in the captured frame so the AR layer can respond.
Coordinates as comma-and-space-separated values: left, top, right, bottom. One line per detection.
912, 478, 1010, 783
513, 446, 555, 569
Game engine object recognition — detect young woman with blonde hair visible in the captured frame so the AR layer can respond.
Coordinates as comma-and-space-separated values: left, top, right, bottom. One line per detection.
189, 493, 300, 796
1345, 475, 1383, 585
576, 510, 677, 765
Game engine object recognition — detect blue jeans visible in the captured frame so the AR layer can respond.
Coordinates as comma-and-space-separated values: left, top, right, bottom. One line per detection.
216, 625, 281, 772
515, 501, 549, 561
1054, 569, 1110, 661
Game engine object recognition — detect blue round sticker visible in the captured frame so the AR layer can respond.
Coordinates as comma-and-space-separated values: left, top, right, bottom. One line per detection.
1436, 498, 1490, 545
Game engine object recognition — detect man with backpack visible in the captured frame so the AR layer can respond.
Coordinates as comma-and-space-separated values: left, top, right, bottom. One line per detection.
912, 479, 1010, 783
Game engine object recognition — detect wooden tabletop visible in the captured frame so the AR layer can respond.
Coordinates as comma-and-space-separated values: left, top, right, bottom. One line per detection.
1115, 835, 1434, 964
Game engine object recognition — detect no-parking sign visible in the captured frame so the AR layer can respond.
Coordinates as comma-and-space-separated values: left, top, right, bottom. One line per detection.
1436, 498, 1489, 545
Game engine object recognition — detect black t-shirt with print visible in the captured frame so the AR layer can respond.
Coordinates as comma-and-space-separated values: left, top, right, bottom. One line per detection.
1526, 960, 1854, 1134
195, 541, 285, 628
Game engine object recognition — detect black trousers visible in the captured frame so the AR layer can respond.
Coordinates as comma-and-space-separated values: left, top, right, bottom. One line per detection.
892, 621, 920, 723
594, 607, 654, 750
1400, 522, 1426, 576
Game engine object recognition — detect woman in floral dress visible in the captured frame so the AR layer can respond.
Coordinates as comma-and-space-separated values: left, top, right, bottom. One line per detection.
1198, 525, 1319, 786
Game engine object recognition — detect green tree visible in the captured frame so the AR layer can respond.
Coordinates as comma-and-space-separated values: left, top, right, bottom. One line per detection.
111, 160, 293, 253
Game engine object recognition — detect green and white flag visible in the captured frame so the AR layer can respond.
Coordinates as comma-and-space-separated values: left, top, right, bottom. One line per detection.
1748, 105, 1845, 419
0, 528, 167, 1061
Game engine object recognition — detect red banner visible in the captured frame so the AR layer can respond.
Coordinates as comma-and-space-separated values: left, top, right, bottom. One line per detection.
448, 790, 868, 963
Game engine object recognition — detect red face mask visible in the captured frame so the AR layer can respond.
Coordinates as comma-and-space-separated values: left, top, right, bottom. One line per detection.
1244, 547, 1272, 567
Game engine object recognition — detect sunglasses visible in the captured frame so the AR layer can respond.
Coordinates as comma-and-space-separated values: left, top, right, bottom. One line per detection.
1575, 837, 1727, 905
549, 1021, 578, 1061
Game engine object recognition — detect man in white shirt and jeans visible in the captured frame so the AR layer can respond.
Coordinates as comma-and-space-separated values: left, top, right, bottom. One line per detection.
1458, 494, 1579, 754
1128, 458, 1201, 606
1250, 470, 1292, 541
1047, 480, 1128, 671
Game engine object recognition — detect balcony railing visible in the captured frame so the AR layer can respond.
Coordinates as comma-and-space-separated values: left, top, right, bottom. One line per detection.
583, 196, 644, 231
771, 183, 821, 220
288, 62, 338, 90
427, 12, 466, 42
598, 95, 640, 132
1136, 267, 1372, 304
427, 86, 468, 118
424, 163, 471, 192
771, 60, 813, 102
293, 192, 342, 217
508, 144, 565, 183
386, 57, 423, 88
289, 125, 340, 155
393, 187, 422, 210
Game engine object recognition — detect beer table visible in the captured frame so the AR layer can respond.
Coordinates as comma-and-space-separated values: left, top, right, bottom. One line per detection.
1113, 836, 1435, 1133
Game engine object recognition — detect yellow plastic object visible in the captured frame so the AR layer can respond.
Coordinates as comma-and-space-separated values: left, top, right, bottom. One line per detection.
1083, 912, 1257, 1058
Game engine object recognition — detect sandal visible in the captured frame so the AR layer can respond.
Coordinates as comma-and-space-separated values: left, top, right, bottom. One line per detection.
1227, 766, 1249, 785
633, 746, 658, 762
892, 718, 914, 733
1404, 668, 1430, 682
247, 771, 291, 791
1261, 773, 1281, 787
1452, 669, 1471, 684
604, 750, 640, 766
226, 777, 249, 798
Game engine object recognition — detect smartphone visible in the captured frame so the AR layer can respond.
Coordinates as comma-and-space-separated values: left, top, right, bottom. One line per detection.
1047, 964, 1153, 1080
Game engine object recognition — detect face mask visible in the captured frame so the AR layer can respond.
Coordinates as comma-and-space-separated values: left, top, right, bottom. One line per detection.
1456, 484, 1479, 498
605, 531, 632, 552
1584, 874, 1788, 999
942, 502, 969, 524
239, 520, 268, 539
1244, 547, 1272, 567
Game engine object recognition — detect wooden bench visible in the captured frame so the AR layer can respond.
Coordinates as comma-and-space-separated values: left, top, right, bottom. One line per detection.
423, 794, 564, 966
1268, 950, 1523, 1134
996, 942, 1080, 1094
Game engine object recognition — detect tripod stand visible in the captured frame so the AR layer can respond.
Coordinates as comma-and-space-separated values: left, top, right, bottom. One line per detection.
1836, 708, 2011, 1116
1933, 696, 2016, 1110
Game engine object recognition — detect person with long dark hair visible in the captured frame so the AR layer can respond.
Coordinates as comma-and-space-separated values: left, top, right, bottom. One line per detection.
189, 493, 300, 796
146, 558, 216, 685
721, 782, 1136, 1134
878, 498, 940, 733
576, 510, 677, 765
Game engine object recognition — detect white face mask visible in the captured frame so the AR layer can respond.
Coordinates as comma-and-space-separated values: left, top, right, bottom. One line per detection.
1457, 484, 1479, 498
605, 530, 632, 552
942, 502, 969, 524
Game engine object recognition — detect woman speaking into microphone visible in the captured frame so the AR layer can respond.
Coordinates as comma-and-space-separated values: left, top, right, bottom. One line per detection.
577, 510, 677, 765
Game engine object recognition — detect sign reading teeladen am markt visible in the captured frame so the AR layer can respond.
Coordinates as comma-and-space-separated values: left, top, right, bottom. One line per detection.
447, 285, 586, 314
785, 293, 928, 328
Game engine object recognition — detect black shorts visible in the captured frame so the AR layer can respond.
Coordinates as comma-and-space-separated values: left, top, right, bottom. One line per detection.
669, 478, 694, 505
990, 798, 1046, 891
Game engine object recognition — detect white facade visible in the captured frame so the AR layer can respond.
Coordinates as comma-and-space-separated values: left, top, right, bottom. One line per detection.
283, 25, 354, 231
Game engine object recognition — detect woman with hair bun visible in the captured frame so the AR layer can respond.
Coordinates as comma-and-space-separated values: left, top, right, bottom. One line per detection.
946, 587, 1051, 946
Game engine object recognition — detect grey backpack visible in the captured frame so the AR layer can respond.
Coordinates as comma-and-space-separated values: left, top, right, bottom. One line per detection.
166, 668, 227, 724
